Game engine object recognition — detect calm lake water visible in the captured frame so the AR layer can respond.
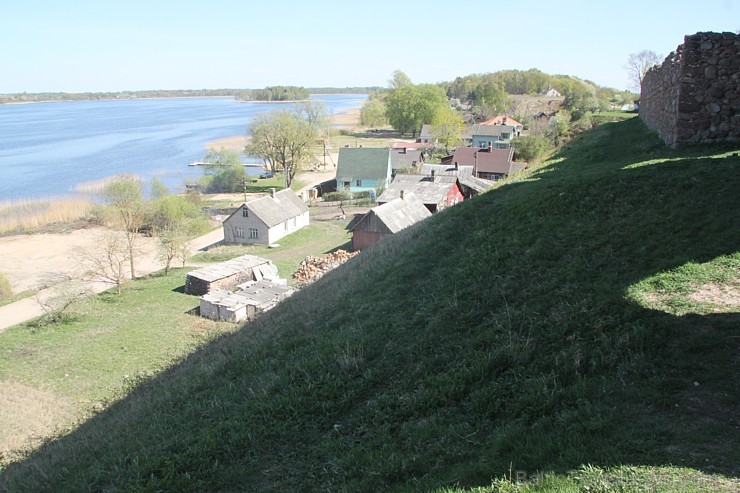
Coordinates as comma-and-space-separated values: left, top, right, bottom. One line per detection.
0, 94, 367, 201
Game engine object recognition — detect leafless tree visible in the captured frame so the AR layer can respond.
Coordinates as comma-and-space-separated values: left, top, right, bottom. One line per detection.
81, 230, 130, 295
33, 275, 89, 324
625, 50, 663, 92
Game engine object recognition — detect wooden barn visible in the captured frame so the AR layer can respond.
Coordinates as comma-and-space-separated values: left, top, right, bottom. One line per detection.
350, 192, 431, 251
184, 255, 278, 296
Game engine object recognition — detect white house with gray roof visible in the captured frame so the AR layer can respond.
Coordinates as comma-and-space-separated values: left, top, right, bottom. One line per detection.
223, 188, 309, 245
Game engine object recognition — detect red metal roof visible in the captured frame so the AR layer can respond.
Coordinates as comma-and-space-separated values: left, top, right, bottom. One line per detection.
480, 115, 524, 128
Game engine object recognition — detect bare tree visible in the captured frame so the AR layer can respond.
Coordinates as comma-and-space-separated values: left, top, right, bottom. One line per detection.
103, 176, 146, 279
33, 276, 89, 324
157, 227, 188, 276
81, 230, 130, 295
626, 50, 663, 92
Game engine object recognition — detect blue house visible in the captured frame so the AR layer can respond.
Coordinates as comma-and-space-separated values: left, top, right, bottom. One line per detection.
469, 124, 517, 150
336, 147, 392, 193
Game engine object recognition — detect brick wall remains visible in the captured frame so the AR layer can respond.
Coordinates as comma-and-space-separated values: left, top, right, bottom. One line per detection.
639, 32, 739, 147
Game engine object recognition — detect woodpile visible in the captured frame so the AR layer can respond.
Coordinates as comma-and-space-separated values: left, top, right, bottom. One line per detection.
293, 250, 359, 286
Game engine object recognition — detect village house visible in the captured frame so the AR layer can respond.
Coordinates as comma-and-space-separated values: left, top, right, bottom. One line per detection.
377, 172, 464, 213
185, 254, 279, 295
480, 115, 524, 135
335, 147, 392, 193
350, 192, 431, 251
390, 145, 425, 174
222, 188, 309, 246
444, 145, 527, 181
543, 87, 562, 97
418, 124, 434, 144
421, 163, 494, 198
469, 124, 517, 149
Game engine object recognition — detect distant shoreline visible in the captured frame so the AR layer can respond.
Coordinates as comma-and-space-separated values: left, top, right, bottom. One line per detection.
0, 93, 370, 106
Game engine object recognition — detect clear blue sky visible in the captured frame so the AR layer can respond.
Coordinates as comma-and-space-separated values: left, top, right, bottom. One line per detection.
2, 0, 738, 93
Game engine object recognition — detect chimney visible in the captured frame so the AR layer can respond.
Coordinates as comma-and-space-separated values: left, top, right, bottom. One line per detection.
401, 147, 407, 154
271, 188, 276, 198
399, 189, 405, 200
454, 161, 459, 171
431, 169, 436, 182
488, 142, 493, 152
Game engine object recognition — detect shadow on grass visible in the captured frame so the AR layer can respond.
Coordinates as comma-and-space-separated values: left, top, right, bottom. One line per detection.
2, 119, 738, 491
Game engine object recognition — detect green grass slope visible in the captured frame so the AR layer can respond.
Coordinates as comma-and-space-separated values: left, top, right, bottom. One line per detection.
2, 119, 738, 492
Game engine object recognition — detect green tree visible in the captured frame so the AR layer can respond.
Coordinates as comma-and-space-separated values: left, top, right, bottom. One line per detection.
103, 176, 146, 279
512, 135, 551, 163
360, 97, 388, 127
388, 70, 412, 90
471, 78, 508, 117
430, 106, 464, 153
149, 177, 169, 200
385, 80, 448, 137
246, 110, 317, 188
200, 148, 246, 193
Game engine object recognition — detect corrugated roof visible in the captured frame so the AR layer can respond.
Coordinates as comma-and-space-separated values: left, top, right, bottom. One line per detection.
336, 147, 391, 180
370, 192, 431, 233
420, 164, 494, 193
378, 175, 458, 206
245, 189, 309, 228
470, 124, 516, 137
201, 281, 294, 310
187, 255, 274, 283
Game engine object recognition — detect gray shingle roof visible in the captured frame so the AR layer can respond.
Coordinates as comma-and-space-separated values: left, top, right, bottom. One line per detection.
368, 192, 431, 233
390, 148, 424, 170
187, 255, 275, 283
378, 175, 458, 206
420, 164, 494, 194
245, 189, 309, 228
336, 147, 391, 180
470, 124, 516, 137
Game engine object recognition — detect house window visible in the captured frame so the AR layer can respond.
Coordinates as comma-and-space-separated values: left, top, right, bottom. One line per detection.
249, 228, 259, 239
242, 207, 249, 217
501, 133, 510, 140
356, 179, 362, 187
234, 227, 245, 238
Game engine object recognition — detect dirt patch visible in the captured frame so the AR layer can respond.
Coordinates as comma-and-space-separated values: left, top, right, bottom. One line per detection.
0, 227, 161, 294
687, 281, 740, 312
0, 380, 77, 459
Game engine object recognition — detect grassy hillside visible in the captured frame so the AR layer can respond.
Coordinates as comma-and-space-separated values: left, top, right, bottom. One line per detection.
1, 118, 738, 491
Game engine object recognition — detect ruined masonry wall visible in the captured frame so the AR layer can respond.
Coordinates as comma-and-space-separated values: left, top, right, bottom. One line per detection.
640, 32, 739, 147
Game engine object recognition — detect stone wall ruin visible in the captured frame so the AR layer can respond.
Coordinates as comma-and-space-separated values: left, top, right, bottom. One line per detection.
639, 32, 739, 147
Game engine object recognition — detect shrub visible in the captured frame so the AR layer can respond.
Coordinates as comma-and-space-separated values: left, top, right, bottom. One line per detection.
0, 271, 12, 300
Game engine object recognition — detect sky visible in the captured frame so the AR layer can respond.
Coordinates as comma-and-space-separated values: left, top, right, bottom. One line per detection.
2, 0, 738, 94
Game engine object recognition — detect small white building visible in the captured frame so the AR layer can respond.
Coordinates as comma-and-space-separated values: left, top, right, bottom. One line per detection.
223, 188, 309, 245
200, 280, 295, 323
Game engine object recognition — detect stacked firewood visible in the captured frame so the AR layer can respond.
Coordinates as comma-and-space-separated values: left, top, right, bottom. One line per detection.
293, 250, 359, 286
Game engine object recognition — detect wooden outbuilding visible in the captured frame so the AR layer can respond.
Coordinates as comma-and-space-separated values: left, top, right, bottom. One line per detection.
185, 254, 278, 295
350, 192, 431, 251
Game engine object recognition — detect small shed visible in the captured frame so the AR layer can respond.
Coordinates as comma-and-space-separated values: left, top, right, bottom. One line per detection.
185, 254, 278, 295
350, 192, 431, 251
199, 280, 295, 323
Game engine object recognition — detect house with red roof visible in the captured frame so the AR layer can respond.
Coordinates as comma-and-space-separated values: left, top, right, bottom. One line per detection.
480, 115, 524, 135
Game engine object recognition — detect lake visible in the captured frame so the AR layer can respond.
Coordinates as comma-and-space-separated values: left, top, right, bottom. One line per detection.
0, 94, 367, 201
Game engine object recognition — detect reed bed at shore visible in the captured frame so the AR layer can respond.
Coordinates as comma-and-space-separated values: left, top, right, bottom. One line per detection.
0, 196, 94, 234
73, 174, 139, 195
